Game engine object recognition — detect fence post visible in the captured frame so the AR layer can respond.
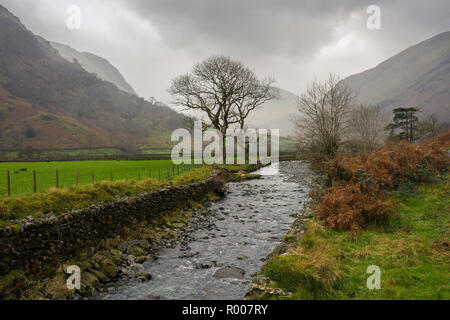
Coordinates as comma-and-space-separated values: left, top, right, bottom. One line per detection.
7, 170, 10, 197
56, 170, 59, 189
33, 170, 36, 193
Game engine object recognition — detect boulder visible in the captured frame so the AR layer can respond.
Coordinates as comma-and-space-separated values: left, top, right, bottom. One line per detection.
212, 266, 245, 279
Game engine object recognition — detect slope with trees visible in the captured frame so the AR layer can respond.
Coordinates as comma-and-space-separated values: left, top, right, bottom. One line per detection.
0, 5, 188, 153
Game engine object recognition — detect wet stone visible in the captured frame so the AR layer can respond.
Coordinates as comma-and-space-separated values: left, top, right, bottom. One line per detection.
212, 266, 246, 279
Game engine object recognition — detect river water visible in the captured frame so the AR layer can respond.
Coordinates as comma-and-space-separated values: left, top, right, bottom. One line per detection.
100, 161, 314, 300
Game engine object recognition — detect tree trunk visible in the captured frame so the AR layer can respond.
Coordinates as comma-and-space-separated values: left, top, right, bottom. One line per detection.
222, 131, 227, 164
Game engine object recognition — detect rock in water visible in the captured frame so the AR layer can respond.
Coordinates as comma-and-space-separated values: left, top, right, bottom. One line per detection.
212, 266, 245, 279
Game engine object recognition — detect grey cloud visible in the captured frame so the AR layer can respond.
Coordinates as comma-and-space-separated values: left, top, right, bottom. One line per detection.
1, 0, 449, 102
122, 0, 368, 58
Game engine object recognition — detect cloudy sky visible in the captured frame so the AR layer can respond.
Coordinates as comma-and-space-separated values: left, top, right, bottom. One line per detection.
1, 0, 449, 104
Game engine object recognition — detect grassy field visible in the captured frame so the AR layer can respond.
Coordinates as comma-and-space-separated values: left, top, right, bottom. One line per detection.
263, 174, 450, 300
0, 160, 191, 197
0, 165, 212, 225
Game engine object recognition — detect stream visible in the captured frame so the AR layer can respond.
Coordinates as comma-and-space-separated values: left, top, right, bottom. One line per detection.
99, 161, 314, 300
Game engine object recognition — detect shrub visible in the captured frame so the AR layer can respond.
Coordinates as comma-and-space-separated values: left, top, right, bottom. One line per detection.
316, 131, 450, 231
316, 182, 396, 232
25, 127, 36, 138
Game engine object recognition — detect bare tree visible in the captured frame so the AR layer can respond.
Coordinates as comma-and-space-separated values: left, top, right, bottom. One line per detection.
417, 114, 446, 139
295, 74, 355, 161
349, 104, 387, 152
169, 55, 278, 162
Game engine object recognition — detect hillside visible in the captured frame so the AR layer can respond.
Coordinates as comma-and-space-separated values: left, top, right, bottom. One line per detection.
50, 42, 137, 96
247, 88, 298, 137
344, 31, 450, 119
0, 5, 187, 153
250, 32, 450, 138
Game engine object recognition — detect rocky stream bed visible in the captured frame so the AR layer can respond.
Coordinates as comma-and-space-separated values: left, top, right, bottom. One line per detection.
95, 161, 315, 300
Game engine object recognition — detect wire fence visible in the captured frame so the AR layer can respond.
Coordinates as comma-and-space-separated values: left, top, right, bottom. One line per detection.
0, 163, 199, 197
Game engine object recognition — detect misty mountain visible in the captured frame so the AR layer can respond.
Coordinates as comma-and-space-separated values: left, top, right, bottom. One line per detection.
250, 32, 450, 137
247, 88, 298, 137
344, 31, 450, 120
50, 41, 137, 96
0, 4, 188, 152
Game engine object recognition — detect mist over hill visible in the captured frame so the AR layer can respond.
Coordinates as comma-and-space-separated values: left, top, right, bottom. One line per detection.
344, 31, 450, 120
1, 2, 448, 154
249, 32, 450, 137
0, 4, 188, 152
50, 42, 137, 96
247, 88, 298, 137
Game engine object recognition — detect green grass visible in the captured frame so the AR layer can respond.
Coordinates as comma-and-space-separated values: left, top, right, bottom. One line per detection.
0, 166, 212, 225
0, 160, 194, 197
35, 148, 122, 157
263, 174, 450, 300
219, 164, 253, 172
279, 137, 297, 153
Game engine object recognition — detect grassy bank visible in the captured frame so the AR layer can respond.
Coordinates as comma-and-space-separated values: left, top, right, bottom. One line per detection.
0, 166, 212, 225
262, 174, 449, 300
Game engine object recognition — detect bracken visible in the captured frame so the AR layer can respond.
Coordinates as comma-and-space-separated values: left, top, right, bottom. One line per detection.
316, 131, 450, 232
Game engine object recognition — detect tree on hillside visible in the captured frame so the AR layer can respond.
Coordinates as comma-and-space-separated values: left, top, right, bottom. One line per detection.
295, 74, 355, 161
386, 107, 420, 142
349, 104, 387, 152
25, 127, 37, 139
169, 55, 278, 163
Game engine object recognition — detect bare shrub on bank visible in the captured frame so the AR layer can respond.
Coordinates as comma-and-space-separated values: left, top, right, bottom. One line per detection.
417, 114, 448, 140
